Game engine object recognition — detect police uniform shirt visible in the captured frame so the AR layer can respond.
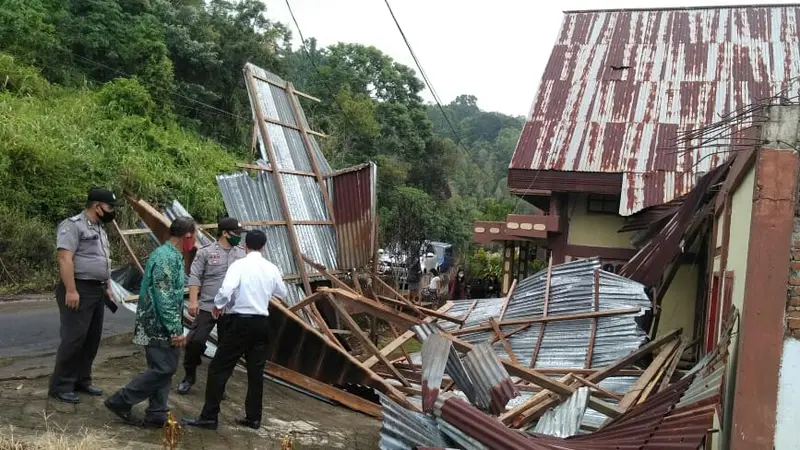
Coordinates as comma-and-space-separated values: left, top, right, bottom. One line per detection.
56, 211, 111, 282
187, 242, 246, 312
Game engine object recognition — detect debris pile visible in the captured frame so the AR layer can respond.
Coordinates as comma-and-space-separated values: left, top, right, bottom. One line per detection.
105, 64, 732, 448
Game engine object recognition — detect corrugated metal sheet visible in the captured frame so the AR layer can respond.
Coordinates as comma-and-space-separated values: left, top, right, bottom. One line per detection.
421, 332, 452, 413
379, 393, 449, 450
441, 258, 651, 370
329, 163, 377, 270
532, 387, 590, 438
435, 418, 488, 450
510, 5, 800, 215
462, 343, 520, 415
414, 323, 479, 408
246, 64, 332, 174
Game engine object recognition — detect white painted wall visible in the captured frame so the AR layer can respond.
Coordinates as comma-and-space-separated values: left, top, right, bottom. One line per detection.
775, 338, 800, 450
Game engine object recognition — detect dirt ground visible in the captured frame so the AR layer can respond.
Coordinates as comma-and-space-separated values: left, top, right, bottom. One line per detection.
0, 334, 380, 450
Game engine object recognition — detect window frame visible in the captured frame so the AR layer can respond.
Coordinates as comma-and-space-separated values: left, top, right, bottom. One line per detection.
586, 194, 620, 215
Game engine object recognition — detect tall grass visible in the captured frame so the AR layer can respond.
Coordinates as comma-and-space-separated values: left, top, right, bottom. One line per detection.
0, 54, 242, 291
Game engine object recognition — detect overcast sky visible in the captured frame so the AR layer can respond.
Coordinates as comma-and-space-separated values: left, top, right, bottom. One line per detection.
267, 0, 796, 117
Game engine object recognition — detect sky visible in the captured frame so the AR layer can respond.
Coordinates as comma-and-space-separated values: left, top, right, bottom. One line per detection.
266, 0, 796, 117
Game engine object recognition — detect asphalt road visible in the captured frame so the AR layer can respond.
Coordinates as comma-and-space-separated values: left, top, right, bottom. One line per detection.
0, 298, 135, 358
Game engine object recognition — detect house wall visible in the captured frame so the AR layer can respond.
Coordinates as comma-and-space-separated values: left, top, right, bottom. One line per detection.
718, 163, 756, 450
657, 263, 699, 339
566, 193, 635, 249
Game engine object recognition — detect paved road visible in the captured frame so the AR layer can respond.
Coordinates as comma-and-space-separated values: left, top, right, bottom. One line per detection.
0, 298, 134, 358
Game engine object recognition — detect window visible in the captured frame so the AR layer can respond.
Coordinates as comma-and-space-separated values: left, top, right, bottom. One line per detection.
587, 195, 620, 214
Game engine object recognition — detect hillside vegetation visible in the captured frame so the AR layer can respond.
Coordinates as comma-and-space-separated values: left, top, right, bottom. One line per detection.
0, 0, 525, 291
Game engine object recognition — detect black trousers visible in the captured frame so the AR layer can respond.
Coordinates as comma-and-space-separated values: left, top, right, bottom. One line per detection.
200, 314, 268, 422
108, 346, 180, 422
183, 310, 218, 376
49, 279, 105, 394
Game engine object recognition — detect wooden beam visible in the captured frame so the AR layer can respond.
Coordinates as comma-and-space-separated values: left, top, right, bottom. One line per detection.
615, 339, 682, 413
531, 255, 553, 368
327, 294, 411, 387
584, 268, 600, 369
286, 82, 336, 225
498, 279, 517, 321
245, 66, 312, 295
569, 374, 622, 401
112, 219, 143, 274
371, 272, 426, 318
237, 162, 317, 178
489, 318, 519, 365
659, 338, 688, 392
264, 361, 380, 418
443, 334, 623, 419
323, 288, 423, 329
362, 302, 454, 369
377, 295, 463, 325
250, 72, 322, 103
288, 291, 325, 313
506, 329, 682, 426
460, 299, 479, 329
268, 298, 418, 411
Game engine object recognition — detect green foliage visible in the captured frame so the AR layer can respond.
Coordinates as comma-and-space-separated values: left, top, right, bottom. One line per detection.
0, 0, 530, 291
0, 53, 50, 96
467, 248, 502, 279
98, 77, 156, 118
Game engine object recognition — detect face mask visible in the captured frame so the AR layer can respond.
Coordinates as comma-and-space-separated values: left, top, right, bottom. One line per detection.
227, 234, 241, 246
97, 207, 115, 223
182, 235, 196, 252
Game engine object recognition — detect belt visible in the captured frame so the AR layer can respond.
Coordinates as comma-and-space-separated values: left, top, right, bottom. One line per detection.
228, 313, 268, 319
74, 279, 107, 286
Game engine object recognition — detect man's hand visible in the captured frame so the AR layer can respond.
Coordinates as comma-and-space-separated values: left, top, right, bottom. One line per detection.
171, 335, 186, 348
105, 285, 116, 304
187, 300, 199, 318
211, 307, 224, 320
65, 290, 80, 310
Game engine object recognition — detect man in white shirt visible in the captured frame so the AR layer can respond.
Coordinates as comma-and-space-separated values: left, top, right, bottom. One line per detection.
182, 229, 287, 431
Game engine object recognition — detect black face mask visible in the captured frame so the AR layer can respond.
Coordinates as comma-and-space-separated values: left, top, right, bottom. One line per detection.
98, 207, 115, 223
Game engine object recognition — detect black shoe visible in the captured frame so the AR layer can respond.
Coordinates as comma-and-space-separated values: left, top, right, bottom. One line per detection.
141, 418, 166, 429
103, 398, 133, 423
76, 384, 104, 396
235, 418, 260, 430
177, 379, 193, 395
181, 417, 218, 430
49, 392, 80, 404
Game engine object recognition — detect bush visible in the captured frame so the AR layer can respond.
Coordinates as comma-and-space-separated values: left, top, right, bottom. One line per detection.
0, 55, 240, 291
0, 53, 49, 96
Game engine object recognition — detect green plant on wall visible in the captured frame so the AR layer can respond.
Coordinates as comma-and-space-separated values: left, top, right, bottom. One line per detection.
467, 248, 502, 279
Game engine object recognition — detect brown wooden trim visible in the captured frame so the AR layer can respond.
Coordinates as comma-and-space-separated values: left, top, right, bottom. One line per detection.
564, 244, 637, 261
286, 82, 336, 225
325, 163, 371, 179
551, 194, 570, 263
245, 67, 312, 295
112, 220, 144, 274
250, 72, 322, 103
505, 214, 561, 233
508, 169, 623, 195
730, 148, 799, 449
264, 361, 381, 418
236, 162, 317, 178
259, 115, 327, 138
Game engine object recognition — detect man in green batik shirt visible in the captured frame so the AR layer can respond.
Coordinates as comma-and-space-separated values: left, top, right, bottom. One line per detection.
104, 217, 197, 428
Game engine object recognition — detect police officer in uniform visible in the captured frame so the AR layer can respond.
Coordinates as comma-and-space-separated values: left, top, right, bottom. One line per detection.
177, 217, 246, 395
49, 188, 117, 404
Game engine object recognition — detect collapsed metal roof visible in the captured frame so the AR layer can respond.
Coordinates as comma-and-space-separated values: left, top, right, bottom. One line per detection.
509, 5, 800, 215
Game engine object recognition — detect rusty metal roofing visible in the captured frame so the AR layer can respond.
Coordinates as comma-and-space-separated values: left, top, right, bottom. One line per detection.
330, 162, 378, 271
462, 343, 520, 415
421, 332, 452, 413
510, 5, 800, 215
379, 393, 449, 450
